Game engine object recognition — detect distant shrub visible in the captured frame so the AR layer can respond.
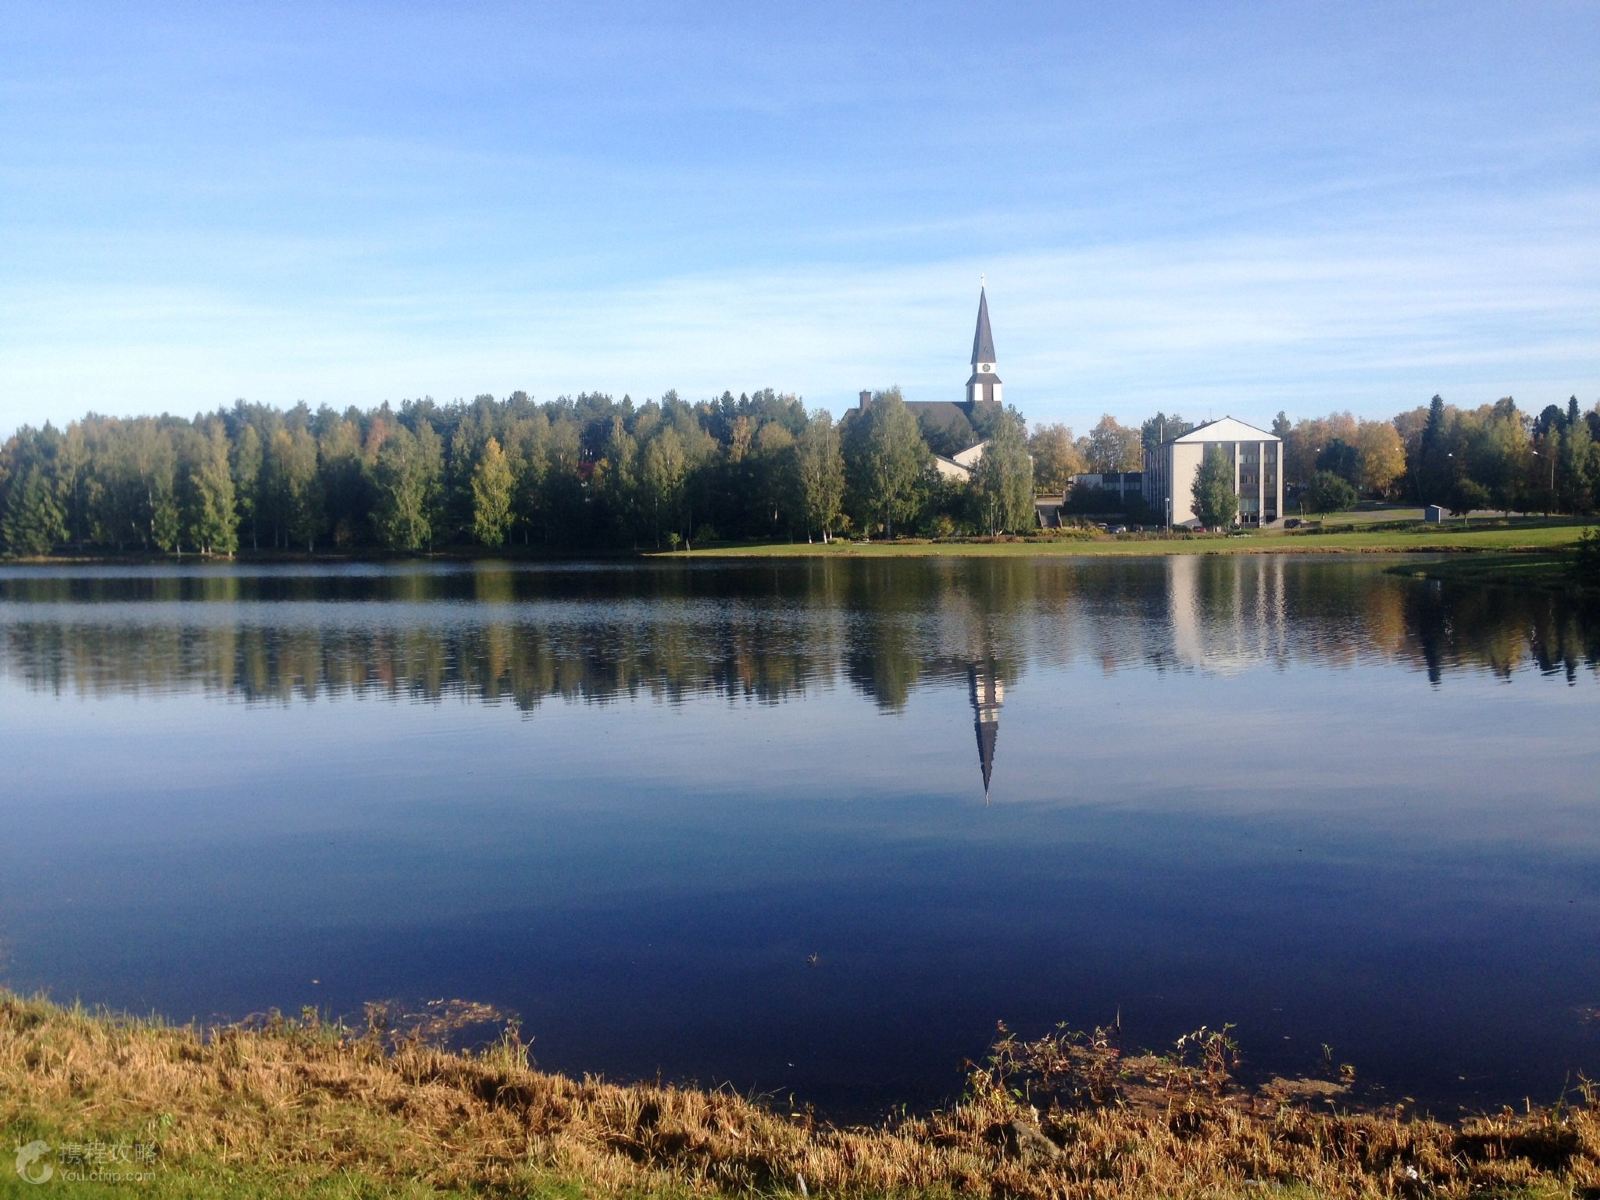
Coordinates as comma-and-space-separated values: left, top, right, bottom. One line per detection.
1571, 527, 1600, 586
1447, 478, 1489, 517
1305, 471, 1357, 515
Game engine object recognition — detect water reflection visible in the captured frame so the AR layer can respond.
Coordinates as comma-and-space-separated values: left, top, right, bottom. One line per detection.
2, 556, 1599, 1114
1, 558, 1596, 807
969, 659, 1003, 799
2, 558, 1594, 707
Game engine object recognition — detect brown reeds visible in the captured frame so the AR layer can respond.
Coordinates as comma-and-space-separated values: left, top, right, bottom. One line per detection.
3, 992, 1596, 1198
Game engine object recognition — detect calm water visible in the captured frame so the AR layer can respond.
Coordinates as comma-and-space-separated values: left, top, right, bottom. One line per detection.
1, 556, 1597, 1116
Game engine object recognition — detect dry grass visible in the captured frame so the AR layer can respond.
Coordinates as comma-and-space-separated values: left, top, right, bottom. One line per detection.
3, 993, 1598, 1199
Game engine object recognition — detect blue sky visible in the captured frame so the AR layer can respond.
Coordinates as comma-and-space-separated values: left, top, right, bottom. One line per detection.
2, 0, 1596, 436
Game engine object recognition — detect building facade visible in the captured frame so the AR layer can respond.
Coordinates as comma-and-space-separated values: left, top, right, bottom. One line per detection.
1142, 416, 1283, 527
1067, 471, 1144, 502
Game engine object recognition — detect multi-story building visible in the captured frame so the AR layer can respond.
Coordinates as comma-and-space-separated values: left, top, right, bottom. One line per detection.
1142, 416, 1283, 527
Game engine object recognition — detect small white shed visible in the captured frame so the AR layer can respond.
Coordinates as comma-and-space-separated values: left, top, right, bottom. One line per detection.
1423, 504, 1446, 523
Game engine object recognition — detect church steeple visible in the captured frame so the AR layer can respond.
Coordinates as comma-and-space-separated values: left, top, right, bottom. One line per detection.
971, 287, 996, 365
969, 658, 1004, 802
966, 284, 1002, 408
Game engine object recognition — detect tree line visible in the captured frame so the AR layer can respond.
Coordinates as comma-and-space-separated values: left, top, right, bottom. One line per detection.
2, 387, 1595, 557
0, 388, 1036, 557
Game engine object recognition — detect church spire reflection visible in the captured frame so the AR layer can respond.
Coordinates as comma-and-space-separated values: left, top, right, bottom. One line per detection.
969, 658, 1004, 801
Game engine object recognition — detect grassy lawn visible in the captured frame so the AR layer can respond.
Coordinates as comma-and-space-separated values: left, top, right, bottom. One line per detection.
1282, 502, 1441, 527
678, 519, 1592, 559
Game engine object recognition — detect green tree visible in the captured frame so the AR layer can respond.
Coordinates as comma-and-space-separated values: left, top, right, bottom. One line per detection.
1305, 469, 1357, 515
752, 420, 795, 537
1314, 439, 1361, 485
1418, 393, 1451, 502
271, 427, 322, 553
373, 425, 443, 551
317, 416, 373, 548
1559, 409, 1595, 513
1139, 412, 1193, 454
186, 423, 239, 556
641, 426, 687, 547
594, 415, 640, 542
2, 465, 67, 555
504, 414, 549, 545
844, 389, 928, 537
1471, 400, 1529, 516
414, 421, 446, 545
136, 424, 182, 553
232, 422, 264, 550
972, 408, 1034, 534
1446, 476, 1489, 517
1569, 526, 1600, 586
470, 436, 515, 547
791, 409, 844, 542
1191, 446, 1238, 528
55, 423, 90, 547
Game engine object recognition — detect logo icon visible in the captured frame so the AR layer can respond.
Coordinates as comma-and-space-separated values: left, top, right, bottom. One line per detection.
15, 1140, 53, 1185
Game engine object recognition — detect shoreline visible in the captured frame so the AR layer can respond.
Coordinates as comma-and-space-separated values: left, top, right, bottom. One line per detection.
0, 520, 1592, 567
4, 990, 1597, 1198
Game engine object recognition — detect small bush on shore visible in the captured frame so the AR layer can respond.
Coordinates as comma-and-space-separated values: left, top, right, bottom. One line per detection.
1570, 526, 1600, 585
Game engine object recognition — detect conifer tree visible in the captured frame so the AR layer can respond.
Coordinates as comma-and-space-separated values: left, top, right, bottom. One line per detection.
2, 465, 67, 555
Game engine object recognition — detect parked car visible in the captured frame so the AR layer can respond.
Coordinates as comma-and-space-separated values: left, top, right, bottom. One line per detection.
1108, 524, 1128, 534
1283, 518, 1302, 529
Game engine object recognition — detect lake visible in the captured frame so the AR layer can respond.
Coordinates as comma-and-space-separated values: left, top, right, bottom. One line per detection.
1, 555, 1596, 1117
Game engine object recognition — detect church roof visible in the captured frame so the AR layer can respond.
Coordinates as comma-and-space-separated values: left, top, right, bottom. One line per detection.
971, 287, 996, 364
903, 399, 974, 424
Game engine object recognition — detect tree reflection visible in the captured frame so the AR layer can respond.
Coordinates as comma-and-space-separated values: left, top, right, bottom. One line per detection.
0, 560, 1594, 730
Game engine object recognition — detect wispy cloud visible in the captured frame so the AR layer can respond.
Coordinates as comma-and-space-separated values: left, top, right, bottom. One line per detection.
3, 184, 1596, 434
1, 2, 1596, 435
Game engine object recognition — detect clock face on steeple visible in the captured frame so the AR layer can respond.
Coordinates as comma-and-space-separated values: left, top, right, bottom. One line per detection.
981, 364, 991, 373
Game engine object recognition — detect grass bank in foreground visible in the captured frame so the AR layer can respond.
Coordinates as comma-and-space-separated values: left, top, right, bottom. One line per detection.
3, 993, 1597, 1199
675, 521, 1592, 559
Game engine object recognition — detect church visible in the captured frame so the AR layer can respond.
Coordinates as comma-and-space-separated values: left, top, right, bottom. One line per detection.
856, 285, 1002, 479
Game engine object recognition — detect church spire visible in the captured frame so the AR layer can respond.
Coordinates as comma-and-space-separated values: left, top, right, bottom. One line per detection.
966, 284, 1002, 407
971, 286, 996, 366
